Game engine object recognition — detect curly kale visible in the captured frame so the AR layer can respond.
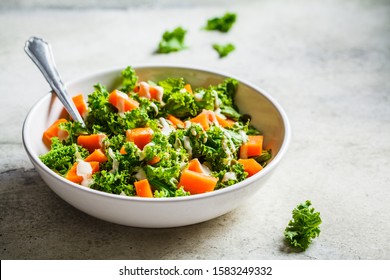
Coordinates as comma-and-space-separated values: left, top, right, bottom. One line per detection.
157, 26, 187, 54
158, 77, 198, 118
91, 170, 135, 196
39, 138, 89, 175
120, 66, 138, 93
213, 43, 235, 58
284, 200, 322, 250
204, 12, 237, 33
86, 83, 150, 136
39, 66, 271, 198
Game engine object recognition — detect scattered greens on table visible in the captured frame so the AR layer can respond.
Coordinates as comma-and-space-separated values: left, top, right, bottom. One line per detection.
157, 26, 187, 54
204, 12, 237, 33
284, 200, 322, 250
156, 13, 237, 55
40, 66, 272, 198
213, 43, 235, 58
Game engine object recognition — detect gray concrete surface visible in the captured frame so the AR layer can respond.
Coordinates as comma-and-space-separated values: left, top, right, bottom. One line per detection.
1, 0, 390, 259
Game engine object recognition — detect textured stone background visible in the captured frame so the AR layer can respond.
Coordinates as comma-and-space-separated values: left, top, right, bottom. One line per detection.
1, 0, 390, 259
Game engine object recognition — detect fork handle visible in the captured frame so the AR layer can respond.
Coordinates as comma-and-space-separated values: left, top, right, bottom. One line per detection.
24, 36, 86, 126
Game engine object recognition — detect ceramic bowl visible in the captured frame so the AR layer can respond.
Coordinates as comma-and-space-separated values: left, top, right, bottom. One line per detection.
22, 65, 291, 228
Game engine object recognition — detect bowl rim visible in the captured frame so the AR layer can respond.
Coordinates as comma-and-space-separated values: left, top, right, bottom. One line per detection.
22, 64, 291, 203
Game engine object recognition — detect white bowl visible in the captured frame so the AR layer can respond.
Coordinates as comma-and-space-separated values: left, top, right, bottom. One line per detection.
22, 65, 291, 228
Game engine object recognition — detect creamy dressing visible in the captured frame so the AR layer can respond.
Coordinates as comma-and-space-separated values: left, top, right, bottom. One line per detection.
214, 108, 226, 119
134, 167, 147, 180
213, 90, 222, 108
199, 163, 212, 175
179, 161, 187, 170
173, 137, 181, 150
183, 136, 192, 158
116, 91, 130, 117
154, 86, 164, 104
139, 81, 165, 104
98, 134, 107, 148
190, 128, 197, 136
76, 160, 94, 187
107, 148, 119, 173
221, 129, 237, 165
57, 129, 69, 141
150, 102, 159, 116
222, 172, 237, 182
222, 140, 232, 164
139, 82, 151, 99
159, 117, 175, 136
194, 90, 205, 101
206, 109, 219, 126
184, 121, 192, 129
239, 130, 248, 143
223, 129, 237, 153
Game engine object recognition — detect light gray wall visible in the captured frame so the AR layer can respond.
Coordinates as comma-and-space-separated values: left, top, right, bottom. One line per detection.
0, 0, 246, 10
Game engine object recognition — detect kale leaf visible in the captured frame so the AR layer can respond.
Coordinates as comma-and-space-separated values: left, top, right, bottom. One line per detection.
39, 138, 89, 175
120, 66, 138, 93
91, 170, 135, 196
157, 26, 187, 54
205, 12, 237, 33
213, 78, 241, 120
284, 200, 322, 250
158, 77, 198, 118
213, 43, 235, 58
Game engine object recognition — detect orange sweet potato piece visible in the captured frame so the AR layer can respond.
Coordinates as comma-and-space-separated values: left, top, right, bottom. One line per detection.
77, 134, 107, 153
65, 161, 100, 184
138, 82, 164, 102
84, 149, 108, 163
178, 169, 218, 195
189, 110, 222, 130
119, 146, 127, 155
72, 94, 88, 118
215, 114, 235, 128
108, 89, 139, 113
238, 158, 263, 177
42, 118, 68, 147
134, 179, 154, 198
239, 135, 263, 159
167, 114, 185, 128
126, 127, 154, 150
184, 84, 193, 94
187, 158, 204, 173
147, 156, 161, 165
189, 112, 210, 130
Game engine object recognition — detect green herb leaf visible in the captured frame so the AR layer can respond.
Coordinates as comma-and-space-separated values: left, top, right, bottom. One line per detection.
39, 138, 89, 175
120, 66, 138, 93
254, 149, 272, 167
158, 77, 198, 118
205, 12, 237, 32
157, 27, 187, 54
213, 43, 235, 58
284, 200, 322, 250
91, 170, 135, 196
